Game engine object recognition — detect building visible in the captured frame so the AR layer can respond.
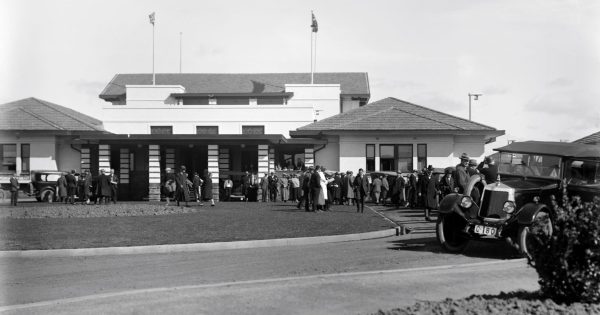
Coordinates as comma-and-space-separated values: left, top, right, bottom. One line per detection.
0, 72, 504, 201
573, 131, 600, 145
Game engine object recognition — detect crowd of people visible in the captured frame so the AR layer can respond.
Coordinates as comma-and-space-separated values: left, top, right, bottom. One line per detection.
54, 168, 120, 205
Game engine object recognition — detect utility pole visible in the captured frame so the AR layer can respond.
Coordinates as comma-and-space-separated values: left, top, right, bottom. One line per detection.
468, 93, 482, 121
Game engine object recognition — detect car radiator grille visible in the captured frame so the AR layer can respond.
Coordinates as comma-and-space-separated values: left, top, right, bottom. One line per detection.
479, 190, 509, 218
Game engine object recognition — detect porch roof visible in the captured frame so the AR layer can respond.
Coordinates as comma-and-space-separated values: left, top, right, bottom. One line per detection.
78, 134, 326, 145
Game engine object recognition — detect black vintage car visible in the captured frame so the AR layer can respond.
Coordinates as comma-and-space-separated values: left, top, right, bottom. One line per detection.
436, 141, 600, 257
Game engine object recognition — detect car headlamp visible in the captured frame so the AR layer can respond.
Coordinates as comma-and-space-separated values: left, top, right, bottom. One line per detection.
460, 196, 473, 208
503, 201, 516, 214
533, 196, 540, 204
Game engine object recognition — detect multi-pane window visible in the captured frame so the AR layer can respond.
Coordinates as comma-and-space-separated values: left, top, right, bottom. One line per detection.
21, 144, 30, 172
0, 144, 17, 171
366, 144, 375, 172
417, 144, 427, 171
196, 126, 219, 135
380, 145, 395, 171
242, 125, 265, 135
150, 126, 173, 135
396, 144, 413, 172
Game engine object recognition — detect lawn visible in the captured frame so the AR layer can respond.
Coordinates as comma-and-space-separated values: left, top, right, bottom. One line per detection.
0, 201, 394, 250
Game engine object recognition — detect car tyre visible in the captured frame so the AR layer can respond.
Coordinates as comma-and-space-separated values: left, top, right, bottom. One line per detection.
518, 211, 552, 260
41, 189, 55, 203
436, 214, 469, 253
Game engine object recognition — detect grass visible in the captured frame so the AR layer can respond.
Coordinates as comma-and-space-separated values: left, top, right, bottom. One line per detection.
0, 201, 394, 250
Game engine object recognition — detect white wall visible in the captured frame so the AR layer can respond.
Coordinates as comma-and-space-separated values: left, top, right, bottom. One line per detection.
341, 97, 360, 112
125, 85, 185, 106
453, 135, 487, 162
285, 84, 341, 120
0, 134, 59, 174
56, 139, 81, 172
314, 136, 340, 171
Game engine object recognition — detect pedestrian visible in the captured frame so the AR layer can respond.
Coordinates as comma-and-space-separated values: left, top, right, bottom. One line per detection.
77, 171, 87, 204
83, 170, 92, 205
420, 165, 440, 221
9, 173, 19, 206
332, 172, 341, 205
480, 156, 498, 183
319, 166, 330, 210
298, 168, 312, 211
310, 166, 323, 211
175, 166, 190, 207
223, 176, 233, 201
372, 175, 382, 205
468, 159, 479, 176
381, 174, 389, 206
408, 170, 418, 208
57, 173, 67, 203
109, 169, 119, 204
454, 153, 471, 194
343, 170, 355, 205
280, 174, 289, 202
392, 172, 406, 209
260, 173, 269, 202
269, 172, 278, 202
202, 172, 215, 206
193, 172, 203, 203
439, 168, 455, 198
290, 173, 300, 202
242, 171, 251, 202
96, 169, 111, 205
353, 168, 369, 213
65, 170, 77, 204
163, 167, 176, 206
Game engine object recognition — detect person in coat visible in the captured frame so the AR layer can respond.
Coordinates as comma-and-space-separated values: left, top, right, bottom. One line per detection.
269, 173, 279, 202
290, 173, 300, 202
175, 166, 190, 207
223, 176, 233, 202
279, 174, 289, 202
298, 169, 312, 211
83, 170, 92, 205
372, 175, 382, 205
310, 166, 323, 211
439, 168, 455, 199
332, 172, 342, 205
260, 173, 269, 202
163, 168, 176, 206
392, 172, 406, 209
9, 173, 19, 206
353, 168, 369, 213
65, 170, 77, 204
57, 173, 67, 203
96, 169, 112, 205
420, 165, 440, 221
454, 153, 471, 194
381, 175, 389, 206
109, 169, 119, 204
407, 170, 418, 208
192, 172, 203, 203
479, 156, 498, 183
202, 172, 215, 206
343, 171, 355, 205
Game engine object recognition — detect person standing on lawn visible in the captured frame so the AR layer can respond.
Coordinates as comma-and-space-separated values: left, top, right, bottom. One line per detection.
175, 166, 190, 207
96, 169, 112, 205
269, 172, 279, 202
163, 167, 176, 206
298, 169, 312, 211
353, 168, 369, 213
421, 165, 440, 221
223, 176, 233, 202
57, 173, 67, 203
109, 169, 119, 204
9, 173, 19, 206
332, 172, 341, 205
381, 174, 389, 206
192, 172, 203, 203
202, 172, 215, 206
290, 173, 300, 202
242, 171, 251, 202
65, 170, 77, 204
83, 170, 92, 205
310, 166, 323, 211
343, 170, 355, 206
280, 173, 289, 202
260, 173, 269, 202
372, 175, 382, 205
77, 171, 86, 204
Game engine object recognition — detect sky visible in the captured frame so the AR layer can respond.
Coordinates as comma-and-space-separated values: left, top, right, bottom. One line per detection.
2, 0, 599, 151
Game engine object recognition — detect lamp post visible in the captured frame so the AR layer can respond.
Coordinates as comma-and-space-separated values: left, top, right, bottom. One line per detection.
468, 93, 482, 121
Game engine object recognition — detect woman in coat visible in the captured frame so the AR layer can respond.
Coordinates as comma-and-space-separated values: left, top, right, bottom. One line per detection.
57, 174, 67, 203
175, 166, 190, 207
279, 174, 289, 202
202, 172, 215, 206
420, 166, 440, 221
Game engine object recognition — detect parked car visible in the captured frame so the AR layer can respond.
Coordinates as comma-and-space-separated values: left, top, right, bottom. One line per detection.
436, 141, 600, 258
28, 170, 69, 202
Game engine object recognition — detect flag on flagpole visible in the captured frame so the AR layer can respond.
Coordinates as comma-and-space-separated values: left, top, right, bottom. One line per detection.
311, 12, 318, 32
149, 12, 155, 25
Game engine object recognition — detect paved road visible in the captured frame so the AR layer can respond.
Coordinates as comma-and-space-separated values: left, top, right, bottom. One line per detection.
0, 234, 530, 313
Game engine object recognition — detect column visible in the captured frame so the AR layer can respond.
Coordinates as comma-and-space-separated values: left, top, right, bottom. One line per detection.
165, 148, 175, 170
80, 147, 91, 173
119, 148, 130, 184
219, 148, 230, 173
257, 144, 269, 198
98, 144, 110, 172
304, 147, 314, 169
208, 145, 219, 202
148, 145, 161, 201
268, 148, 275, 173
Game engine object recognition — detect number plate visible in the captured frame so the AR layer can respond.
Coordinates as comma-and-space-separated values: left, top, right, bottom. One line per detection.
474, 225, 497, 236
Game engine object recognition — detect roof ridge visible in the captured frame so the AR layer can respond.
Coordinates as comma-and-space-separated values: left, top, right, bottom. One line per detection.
32, 98, 103, 131
387, 97, 496, 130
18, 107, 65, 130
99, 74, 120, 96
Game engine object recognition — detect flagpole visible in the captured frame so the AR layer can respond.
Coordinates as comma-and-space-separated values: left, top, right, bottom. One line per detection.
310, 31, 314, 84
152, 21, 155, 85
313, 31, 317, 80
179, 32, 183, 73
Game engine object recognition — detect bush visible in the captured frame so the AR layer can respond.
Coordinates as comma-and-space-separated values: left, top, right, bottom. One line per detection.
528, 183, 600, 304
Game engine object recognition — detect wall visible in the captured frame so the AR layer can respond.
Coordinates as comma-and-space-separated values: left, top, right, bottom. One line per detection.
125, 85, 185, 106
341, 97, 360, 112
285, 84, 341, 120
314, 136, 340, 171
56, 138, 82, 172
0, 133, 59, 175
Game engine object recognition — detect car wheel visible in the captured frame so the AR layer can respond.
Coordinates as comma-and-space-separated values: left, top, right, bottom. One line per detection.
436, 214, 469, 253
518, 211, 552, 260
41, 189, 55, 203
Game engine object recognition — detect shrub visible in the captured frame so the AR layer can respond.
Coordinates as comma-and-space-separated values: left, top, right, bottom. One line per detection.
528, 183, 600, 304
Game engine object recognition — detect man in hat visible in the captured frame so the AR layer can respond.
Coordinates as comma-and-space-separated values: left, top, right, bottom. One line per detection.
96, 169, 112, 205
480, 156, 498, 183
175, 166, 190, 207
65, 169, 77, 204
467, 159, 479, 176
9, 172, 19, 206
420, 165, 439, 221
454, 153, 471, 194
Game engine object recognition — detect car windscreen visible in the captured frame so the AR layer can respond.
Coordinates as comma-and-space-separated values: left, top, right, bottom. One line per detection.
498, 152, 561, 179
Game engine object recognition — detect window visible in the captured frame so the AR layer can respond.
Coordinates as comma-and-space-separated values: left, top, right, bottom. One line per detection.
1, 144, 16, 171
366, 144, 375, 172
150, 126, 173, 135
242, 125, 265, 135
129, 152, 135, 171
566, 160, 599, 185
380, 145, 395, 171
208, 97, 217, 105
397, 144, 413, 172
196, 126, 219, 135
417, 144, 427, 171
21, 144, 30, 172
249, 98, 258, 105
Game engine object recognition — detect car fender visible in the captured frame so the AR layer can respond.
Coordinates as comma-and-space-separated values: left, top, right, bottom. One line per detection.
516, 203, 550, 225
465, 174, 486, 198
439, 193, 462, 215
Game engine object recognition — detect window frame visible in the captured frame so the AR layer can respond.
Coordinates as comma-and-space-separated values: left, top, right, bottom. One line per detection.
150, 126, 173, 135
366, 144, 375, 172
241, 125, 265, 135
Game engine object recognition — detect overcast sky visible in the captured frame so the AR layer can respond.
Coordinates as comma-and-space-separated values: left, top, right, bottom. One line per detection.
2, 0, 599, 149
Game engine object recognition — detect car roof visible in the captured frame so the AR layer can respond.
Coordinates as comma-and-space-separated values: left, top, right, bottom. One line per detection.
494, 141, 600, 159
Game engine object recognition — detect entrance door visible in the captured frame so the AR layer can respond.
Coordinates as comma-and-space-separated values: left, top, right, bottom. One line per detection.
129, 145, 149, 201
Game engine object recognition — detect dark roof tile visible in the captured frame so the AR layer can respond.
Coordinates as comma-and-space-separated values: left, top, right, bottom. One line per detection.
573, 131, 600, 144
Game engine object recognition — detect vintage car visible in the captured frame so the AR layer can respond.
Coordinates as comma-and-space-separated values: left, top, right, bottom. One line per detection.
29, 170, 70, 202
436, 141, 600, 257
